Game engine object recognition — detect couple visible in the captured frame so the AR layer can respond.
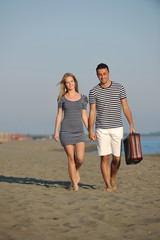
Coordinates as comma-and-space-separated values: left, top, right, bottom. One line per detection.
54, 63, 135, 191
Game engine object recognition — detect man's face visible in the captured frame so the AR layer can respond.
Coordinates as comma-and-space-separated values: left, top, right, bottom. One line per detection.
97, 68, 110, 85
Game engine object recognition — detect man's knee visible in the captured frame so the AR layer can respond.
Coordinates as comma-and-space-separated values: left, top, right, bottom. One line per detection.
101, 155, 109, 163
112, 156, 120, 166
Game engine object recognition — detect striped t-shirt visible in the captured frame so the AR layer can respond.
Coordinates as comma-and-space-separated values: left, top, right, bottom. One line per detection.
89, 81, 127, 129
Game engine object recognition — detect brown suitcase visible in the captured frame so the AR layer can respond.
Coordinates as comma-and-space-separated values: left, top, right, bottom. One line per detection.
123, 133, 143, 165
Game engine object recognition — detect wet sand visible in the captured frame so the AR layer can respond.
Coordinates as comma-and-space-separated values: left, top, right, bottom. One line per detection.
0, 140, 160, 240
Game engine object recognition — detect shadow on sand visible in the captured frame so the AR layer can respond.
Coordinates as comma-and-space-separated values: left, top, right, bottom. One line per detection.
0, 175, 96, 190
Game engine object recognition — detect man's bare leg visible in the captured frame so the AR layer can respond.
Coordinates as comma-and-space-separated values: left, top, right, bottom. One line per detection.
101, 155, 112, 191
111, 155, 121, 190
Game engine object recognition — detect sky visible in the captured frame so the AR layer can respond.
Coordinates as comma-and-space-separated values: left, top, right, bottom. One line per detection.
0, 0, 160, 135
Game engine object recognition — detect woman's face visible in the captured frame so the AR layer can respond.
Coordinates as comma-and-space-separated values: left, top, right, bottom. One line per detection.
65, 76, 75, 91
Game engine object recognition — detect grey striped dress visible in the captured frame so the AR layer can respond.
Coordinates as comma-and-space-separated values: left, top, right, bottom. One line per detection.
58, 95, 88, 146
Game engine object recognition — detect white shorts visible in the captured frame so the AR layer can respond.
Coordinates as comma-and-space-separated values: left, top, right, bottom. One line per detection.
95, 127, 123, 157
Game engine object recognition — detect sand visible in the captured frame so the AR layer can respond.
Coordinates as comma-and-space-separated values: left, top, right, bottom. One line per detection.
0, 139, 160, 240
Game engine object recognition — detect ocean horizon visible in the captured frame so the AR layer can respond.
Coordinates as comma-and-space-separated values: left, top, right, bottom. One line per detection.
121, 136, 160, 155
88, 135, 160, 155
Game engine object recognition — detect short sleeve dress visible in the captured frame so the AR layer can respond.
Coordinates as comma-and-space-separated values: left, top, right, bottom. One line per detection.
58, 95, 88, 146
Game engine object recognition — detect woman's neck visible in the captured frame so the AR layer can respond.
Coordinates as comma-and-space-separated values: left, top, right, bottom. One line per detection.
65, 90, 81, 101
67, 89, 76, 95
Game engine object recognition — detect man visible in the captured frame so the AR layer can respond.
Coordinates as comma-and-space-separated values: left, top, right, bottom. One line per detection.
89, 63, 135, 191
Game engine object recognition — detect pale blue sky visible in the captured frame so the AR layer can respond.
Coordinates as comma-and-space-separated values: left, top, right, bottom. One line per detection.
0, 0, 160, 134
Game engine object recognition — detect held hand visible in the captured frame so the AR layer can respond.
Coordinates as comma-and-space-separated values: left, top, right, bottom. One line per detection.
54, 132, 59, 142
89, 131, 96, 142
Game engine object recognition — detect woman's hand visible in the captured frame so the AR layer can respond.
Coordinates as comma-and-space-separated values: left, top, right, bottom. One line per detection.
54, 132, 59, 142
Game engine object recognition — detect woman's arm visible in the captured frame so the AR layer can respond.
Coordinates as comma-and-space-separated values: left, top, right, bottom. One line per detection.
54, 108, 62, 142
82, 109, 88, 130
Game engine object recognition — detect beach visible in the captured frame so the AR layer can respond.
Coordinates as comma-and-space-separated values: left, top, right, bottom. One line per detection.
0, 140, 160, 240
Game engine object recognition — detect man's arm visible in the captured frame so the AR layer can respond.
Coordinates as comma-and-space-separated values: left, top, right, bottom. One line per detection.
121, 98, 135, 133
88, 103, 96, 141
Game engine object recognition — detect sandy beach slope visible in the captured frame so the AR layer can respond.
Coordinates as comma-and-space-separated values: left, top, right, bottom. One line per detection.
0, 140, 160, 240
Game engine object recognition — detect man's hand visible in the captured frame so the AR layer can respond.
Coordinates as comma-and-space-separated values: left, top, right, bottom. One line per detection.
89, 130, 96, 142
130, 125, 136, 133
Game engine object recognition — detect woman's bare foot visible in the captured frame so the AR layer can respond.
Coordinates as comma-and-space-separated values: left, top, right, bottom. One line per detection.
73, 184, 79, 191
76, 170, 80, 183
103, 187, 112, 192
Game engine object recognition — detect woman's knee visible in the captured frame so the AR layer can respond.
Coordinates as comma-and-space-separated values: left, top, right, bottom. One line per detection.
76, 156, 84, 165
68, 156, 76, 164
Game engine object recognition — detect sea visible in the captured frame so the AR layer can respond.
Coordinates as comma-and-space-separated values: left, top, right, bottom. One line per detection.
121, 136, 160, 155
89, 136, 160, 155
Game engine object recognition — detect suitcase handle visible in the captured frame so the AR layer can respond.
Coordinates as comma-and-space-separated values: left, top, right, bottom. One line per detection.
129, 132, 138, 135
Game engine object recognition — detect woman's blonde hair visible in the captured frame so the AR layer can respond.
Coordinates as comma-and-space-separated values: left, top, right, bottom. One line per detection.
57, 73, 79, 102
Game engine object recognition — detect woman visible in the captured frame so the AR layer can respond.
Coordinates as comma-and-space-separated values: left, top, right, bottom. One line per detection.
54, 73, 88, 191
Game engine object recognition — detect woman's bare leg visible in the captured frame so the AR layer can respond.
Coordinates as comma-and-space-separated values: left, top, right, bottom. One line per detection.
64, 145, 78, 191
74, 142, 85, 183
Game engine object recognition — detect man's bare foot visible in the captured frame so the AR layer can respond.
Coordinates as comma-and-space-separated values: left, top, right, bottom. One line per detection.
112, 184, 117, 190
111, 180, 117, 190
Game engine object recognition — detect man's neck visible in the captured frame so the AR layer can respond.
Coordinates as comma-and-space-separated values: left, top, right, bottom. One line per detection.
100, 80, 112, 88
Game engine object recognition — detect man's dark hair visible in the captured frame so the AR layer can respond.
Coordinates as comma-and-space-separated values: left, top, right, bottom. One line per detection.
96, 63, 109, 73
